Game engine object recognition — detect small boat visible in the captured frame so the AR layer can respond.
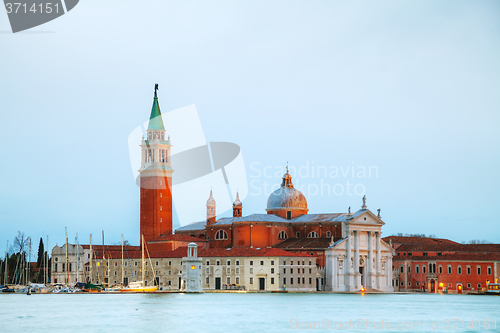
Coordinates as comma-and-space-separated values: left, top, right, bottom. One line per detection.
119, 281, 158, 293
0, 285, 14, 293
485, 283, 500, 295
119, 235, 158, 293
81, 283, 104, 293
105, 285, 121, 292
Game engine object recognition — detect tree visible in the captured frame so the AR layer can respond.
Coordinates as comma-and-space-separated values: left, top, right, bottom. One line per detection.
37, 238, 44, 268
12, 231, 29, 253
467, 239, 491, 244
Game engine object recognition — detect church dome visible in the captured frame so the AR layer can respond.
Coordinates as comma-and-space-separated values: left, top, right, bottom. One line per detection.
207, 190, 216, 206
266, 169, 308, 211
233, 192, 242, 207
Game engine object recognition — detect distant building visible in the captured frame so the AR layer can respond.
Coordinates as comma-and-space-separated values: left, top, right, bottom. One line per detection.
50, 86, 395, 293
180, 243, 203, 292
177, 171, 394, 292
83, 245, 316, 292
325, 211, 394, 292
51, 243, 87, 284
385, 236, 500, 293
199, 247, 317, 292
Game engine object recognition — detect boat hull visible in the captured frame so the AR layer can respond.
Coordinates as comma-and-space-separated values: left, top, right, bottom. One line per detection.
119, 286, 158, 293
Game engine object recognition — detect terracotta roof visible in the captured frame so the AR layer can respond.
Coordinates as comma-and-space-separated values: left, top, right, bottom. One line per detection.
460, 244, 500, 253
384, 236, 500, 254
274, 237, 336, 250
91, 246, 189, 259
198, 247, 313, 258
394, 253, 500, 261
81, 244, 140, 251
149, 234, 206, 243
394, 243, 463, 252
383, 236, 460, 246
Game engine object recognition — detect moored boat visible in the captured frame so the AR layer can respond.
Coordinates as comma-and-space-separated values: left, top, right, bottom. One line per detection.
118, 235, 158, 293
485, 283, 500, 295
119, 281, 158, 293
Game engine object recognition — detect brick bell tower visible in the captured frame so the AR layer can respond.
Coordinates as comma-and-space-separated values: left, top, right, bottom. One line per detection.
139, 84, 173, 245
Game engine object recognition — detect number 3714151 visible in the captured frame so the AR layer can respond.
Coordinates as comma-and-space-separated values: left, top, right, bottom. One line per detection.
5, 3, 60, 14
444, 319, 496, 330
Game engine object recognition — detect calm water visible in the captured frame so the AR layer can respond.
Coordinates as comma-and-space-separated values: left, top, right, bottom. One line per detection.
0, 293, 499, 332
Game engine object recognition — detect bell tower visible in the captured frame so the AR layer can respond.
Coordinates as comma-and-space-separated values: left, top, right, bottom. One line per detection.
206, 190, 216, 225
139, 84, 174, 244
233, 192, 242, 217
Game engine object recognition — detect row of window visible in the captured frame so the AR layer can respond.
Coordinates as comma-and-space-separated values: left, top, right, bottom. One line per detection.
284, 268, 312, 274
401, 264, 492, 276
396, 281, 482, 290
283, 277, 313, 285
213, 230, 334, 241
145, 148, 168, 163
397, 252, 444, 257
207, 260, 241, 266
278, 231, 332, 239
283, 260, 312, 266
147, 131, 165, 141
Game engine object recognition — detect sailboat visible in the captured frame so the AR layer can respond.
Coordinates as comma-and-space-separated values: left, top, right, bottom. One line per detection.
119, 235, 158, 293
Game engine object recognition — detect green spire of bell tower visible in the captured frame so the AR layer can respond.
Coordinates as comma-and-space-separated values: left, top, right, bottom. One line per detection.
147, 84, 165, 131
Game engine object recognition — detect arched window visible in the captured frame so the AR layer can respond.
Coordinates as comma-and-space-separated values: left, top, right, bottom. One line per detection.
307, 231, 319, 238
278, 231, 288, 240
215, 230, 228, 240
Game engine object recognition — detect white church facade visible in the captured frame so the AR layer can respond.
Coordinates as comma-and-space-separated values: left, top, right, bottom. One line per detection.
325, 205, 394, 292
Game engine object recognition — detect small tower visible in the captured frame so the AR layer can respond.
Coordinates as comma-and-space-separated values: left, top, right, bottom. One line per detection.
139, 84, 174, 245
233, 192, 242, 217
180, 243, 203, 293
206, 190, 216, 225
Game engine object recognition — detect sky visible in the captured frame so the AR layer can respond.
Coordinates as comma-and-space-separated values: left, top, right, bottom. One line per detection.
1, 0, 499, 257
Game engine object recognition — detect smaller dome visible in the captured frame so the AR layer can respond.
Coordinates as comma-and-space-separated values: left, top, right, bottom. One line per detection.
233, 192, 242, 207
207, 190, 216, 206
266, 168, 308, 211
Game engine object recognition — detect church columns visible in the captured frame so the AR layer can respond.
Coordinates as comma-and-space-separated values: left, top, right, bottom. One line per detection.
387, 256, 392, 288
345, 232, 351, 291
354, 230, 360, 289
332, 255, 338, 289
376, 231, 381, 289
367, 231, 373, 288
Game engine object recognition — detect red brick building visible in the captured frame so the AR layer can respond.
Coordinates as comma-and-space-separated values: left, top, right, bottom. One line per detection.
384, 236, 500, 293
139, 86, 174, 245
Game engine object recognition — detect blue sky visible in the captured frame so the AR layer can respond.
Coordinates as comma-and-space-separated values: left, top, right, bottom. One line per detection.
1, 0, 499, 255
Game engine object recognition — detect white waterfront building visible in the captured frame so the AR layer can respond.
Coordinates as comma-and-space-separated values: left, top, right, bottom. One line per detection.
325, 206, 394, 292
180, 243, 203, 292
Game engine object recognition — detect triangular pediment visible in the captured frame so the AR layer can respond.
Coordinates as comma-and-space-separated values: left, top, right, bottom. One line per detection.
350, 209, 384, 225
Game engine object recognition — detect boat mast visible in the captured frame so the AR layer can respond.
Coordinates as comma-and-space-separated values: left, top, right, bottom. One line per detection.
76, 233, 79, 283
141, 234, 145, 285
107, 255, 110, 286
4, 241, 8, 285
121, 234, 124, 286
65, 227, 69, 284
28, 237, 31, 284
102, 230, 105, 287
43, 236, 46, 285
89, 234, 93, 284
46, 235, 49, 284
22, 242, 25, 286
